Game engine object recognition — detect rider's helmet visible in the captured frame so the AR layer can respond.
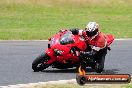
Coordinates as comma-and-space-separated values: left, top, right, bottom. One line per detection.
85, 22, 99, 39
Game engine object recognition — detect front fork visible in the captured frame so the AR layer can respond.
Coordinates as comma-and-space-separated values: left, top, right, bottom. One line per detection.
45, 49, 56, 65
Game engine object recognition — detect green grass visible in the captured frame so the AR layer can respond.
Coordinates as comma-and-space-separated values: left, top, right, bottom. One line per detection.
124, 85, 132, 88
24, 82, 132, 88
0, 0, 132, 40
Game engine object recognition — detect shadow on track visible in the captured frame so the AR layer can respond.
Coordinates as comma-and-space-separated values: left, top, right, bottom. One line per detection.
42, 67, 95, 73
42, 68, 77, 73
42, 68, 120, 74
103, 69, 120, 74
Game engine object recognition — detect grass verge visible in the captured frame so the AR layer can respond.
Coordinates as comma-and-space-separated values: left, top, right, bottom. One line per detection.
23, 81, 132, 88
0, 0, 132, 39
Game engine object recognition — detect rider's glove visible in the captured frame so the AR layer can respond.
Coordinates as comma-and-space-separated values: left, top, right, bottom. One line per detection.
71, 47, 80, 56
70, 28, 79, 35
75, 51, 80, 56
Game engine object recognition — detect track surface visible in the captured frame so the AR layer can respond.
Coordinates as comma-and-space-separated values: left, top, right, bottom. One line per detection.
0, 40, 132, 86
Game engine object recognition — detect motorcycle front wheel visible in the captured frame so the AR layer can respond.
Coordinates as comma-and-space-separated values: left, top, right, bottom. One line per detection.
32, 52, 50, 72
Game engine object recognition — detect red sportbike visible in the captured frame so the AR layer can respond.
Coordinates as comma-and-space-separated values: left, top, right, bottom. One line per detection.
32, 30, 114, 73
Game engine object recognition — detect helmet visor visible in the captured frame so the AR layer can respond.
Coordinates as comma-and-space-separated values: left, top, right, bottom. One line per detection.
86, 29, 98, 37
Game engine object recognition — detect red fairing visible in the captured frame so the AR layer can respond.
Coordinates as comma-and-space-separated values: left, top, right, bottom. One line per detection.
45, 30, 87, 64
72, 35, 87, 50
45, 49, 57, 65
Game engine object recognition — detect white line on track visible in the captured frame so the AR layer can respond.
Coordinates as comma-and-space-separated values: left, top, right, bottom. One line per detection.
115, 38, 132, 40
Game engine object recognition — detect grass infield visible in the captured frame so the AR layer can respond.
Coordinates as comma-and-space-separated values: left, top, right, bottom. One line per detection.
22, 81, 132, 88
0, 0, 132, 40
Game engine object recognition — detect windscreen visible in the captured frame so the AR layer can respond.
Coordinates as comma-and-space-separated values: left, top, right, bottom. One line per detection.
59, 31, 74, 45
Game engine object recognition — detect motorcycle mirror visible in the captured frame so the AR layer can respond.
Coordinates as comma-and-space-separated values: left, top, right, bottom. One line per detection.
48, 43, 51, 48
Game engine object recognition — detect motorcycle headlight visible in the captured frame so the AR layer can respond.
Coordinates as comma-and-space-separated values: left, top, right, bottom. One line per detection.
54, 49, 63, 55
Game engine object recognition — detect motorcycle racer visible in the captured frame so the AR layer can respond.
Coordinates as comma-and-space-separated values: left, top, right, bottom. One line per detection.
32, 21, 114, 73
70, 22, 111, 73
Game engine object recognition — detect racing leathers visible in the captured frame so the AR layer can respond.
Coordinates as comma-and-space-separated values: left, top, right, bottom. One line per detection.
70, 28, 108, 72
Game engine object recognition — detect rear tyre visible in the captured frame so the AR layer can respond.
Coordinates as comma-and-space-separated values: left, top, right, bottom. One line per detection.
95, 63, 104, 73
91, 64, 95, 69
32, 53, 50, 72
95, 55, 105, 73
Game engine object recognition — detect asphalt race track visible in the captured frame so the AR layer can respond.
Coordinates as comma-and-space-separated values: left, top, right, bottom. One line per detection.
0, 40, 132, 86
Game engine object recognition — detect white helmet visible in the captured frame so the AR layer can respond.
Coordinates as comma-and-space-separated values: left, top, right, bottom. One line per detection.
85, 22, 99, 38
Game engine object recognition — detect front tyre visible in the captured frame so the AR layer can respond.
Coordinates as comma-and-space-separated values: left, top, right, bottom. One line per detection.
32, 53, 50, 72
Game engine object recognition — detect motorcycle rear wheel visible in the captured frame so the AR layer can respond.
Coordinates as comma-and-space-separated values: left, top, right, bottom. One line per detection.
95, 56, 105, 73
32, 53, 50, 72
95, 63, 104, 73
